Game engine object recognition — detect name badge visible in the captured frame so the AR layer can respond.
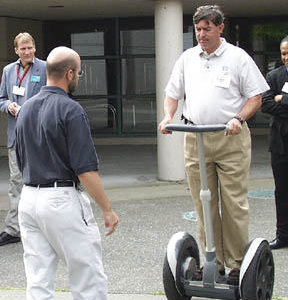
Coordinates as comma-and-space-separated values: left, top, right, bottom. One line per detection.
214, 74, 231, 88
12, 85, 25, 96
214, 66, 231, 88
31, 75, 40, 83
282, 82, 288, 93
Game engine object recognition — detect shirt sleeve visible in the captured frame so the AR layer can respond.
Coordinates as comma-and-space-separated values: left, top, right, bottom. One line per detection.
65, 112, 99, 175
262, 71, 288, 118
238, 51, 270, 99
0, 67, 11, 114
165, 54, 185, 101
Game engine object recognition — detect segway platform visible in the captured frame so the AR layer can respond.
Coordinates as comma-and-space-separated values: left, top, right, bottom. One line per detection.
163, 124, 274, 300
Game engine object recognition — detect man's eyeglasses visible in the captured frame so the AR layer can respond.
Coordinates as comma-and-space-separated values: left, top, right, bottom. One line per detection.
72, 69, 84, 78
77, 70, 84, 77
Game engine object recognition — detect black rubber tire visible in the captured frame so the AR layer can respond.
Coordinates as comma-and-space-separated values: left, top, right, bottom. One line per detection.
163, 233, 200, 300
241, 240, 274, 300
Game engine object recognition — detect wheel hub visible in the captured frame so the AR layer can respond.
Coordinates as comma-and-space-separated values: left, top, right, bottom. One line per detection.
182, 257, 197, 280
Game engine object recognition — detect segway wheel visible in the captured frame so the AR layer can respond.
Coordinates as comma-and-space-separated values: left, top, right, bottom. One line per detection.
163, 232, 200, 300
241, 240, 274, 300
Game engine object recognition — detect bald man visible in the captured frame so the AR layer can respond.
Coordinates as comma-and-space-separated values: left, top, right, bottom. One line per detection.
15, 46, 118, 300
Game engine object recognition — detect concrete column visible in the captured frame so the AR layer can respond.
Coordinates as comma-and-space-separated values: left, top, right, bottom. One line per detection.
155, 0, 185, 181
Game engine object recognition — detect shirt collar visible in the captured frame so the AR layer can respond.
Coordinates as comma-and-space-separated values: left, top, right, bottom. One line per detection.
40, 86, 68, 96
197, 38, 227, 58
17, 58, 35, 67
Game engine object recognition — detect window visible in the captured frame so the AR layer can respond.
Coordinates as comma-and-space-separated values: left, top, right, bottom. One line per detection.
122, 96, 156, 133
71, 32, 104, 56
71, 31, 118, 134
250, 22, 288, 126
120, 29, 155, 55
121, 58, 155, 95
120, 28, 156, 133
75, 59, 107, 96
184, 26, 194, 50
252, 23, 288, 73
229, 19, 288, 127
46, 17, 197, 135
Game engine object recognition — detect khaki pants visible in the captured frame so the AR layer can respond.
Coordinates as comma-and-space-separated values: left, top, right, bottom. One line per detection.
184, 123, 251, 269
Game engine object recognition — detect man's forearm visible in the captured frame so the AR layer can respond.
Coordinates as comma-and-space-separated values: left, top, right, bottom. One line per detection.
78, 171, 112, 212
78, 170, 118, 236
163, 95, 178, 120
158, 95, 179, 134
238, 94, 262, 121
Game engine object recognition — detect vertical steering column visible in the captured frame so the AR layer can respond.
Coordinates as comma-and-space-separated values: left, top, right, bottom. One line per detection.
196, 132, 215, 254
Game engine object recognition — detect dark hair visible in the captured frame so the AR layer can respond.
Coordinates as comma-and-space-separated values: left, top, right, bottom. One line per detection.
193, 5, 225, 26
281, 35, 288, 45
14, 32, 35, 48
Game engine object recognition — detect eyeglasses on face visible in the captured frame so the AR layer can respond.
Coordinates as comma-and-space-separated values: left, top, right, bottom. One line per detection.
71, 69, 84, 77
77, 70, 84, 77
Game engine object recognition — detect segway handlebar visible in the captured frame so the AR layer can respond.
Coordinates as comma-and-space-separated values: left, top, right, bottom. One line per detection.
165, 124, 228, 133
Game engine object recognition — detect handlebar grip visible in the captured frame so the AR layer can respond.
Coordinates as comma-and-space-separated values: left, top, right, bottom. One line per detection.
165, 124, 228, 133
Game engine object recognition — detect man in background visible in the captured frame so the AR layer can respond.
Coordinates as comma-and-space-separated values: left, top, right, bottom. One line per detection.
262, 35, 288, 249
0, 32, 46, 246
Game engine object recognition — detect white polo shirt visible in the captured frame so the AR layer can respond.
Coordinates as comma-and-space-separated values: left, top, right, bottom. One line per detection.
165, 38, 269, 124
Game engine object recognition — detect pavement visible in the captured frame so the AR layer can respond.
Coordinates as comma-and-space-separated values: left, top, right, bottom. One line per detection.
0, 135, 287, 299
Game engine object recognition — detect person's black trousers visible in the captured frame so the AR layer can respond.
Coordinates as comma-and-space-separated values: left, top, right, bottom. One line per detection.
271, 151, 288, 241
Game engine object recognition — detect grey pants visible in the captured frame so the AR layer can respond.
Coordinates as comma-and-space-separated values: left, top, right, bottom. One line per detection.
4, 147, 22, 237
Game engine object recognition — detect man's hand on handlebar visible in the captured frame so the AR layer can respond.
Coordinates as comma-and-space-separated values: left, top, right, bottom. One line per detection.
158, 117, 173, 134
226, 118, 242, 136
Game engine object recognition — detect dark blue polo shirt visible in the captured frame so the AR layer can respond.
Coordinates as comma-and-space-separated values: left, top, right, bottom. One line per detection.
15, 86, 99, 184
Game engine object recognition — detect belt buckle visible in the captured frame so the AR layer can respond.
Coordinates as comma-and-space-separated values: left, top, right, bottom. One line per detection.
54, 180, 75, 188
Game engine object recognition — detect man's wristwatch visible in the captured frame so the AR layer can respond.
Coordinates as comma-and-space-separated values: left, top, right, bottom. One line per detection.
233, 115, 244, 124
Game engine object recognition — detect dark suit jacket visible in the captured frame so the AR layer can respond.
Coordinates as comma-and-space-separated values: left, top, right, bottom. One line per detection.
262, 65, 288, 154
0, 58, 46, 148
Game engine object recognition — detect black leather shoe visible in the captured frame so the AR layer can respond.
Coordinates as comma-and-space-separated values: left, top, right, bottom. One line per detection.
269, 237, 288, 250
0, 232, 21, 246
227, 268, 240, 286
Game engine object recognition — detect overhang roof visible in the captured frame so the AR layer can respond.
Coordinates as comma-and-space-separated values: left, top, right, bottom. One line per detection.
0, 0, 287, 21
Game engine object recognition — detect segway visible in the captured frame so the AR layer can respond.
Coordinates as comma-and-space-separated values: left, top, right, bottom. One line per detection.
163, 124, 274, 300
